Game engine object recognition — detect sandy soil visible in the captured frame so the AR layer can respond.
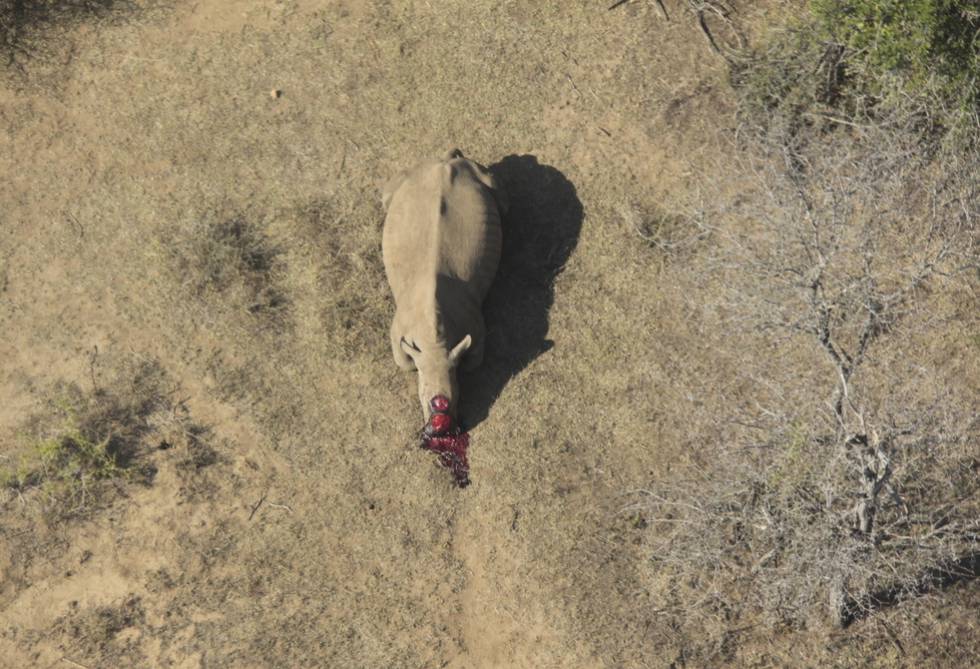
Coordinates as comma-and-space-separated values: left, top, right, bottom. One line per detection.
1, 1, 976, 668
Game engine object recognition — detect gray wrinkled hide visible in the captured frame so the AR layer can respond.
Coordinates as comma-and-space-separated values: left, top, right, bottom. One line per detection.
381, 149, 507, 418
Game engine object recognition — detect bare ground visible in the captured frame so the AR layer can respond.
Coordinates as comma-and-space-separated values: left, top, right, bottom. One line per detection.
1, 1, 977, 667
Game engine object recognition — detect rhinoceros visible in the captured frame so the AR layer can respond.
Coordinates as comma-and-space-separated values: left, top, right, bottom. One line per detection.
381, 148, 508, 425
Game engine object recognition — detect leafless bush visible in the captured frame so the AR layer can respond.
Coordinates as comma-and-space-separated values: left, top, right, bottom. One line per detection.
636, 117, 978, 643
619, 200, 711, 257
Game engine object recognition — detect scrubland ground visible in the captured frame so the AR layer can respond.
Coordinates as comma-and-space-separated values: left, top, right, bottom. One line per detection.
1, 1, 977, 667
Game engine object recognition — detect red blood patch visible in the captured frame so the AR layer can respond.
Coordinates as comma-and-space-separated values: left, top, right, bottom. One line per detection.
421, 431, 470, 488
420, 397, 469, 487
429, 413, 453, 434
430, 395, 450, 413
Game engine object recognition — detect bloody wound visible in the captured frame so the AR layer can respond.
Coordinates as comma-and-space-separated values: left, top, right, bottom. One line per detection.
421, 395, 470, 487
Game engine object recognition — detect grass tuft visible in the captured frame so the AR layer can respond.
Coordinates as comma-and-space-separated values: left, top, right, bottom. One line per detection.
171, 213, 291, 328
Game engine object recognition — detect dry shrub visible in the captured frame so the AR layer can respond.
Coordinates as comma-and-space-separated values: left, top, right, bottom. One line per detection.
618, 200, 710, 259
633, 107, 978, 656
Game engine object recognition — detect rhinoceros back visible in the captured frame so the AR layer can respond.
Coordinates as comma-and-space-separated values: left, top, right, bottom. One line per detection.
382, 155, 503, 317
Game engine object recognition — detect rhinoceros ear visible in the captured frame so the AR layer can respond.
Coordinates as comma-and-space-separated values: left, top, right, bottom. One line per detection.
448, 335, 472, 368
468, 162, 509, 216
487, 173, 509, 216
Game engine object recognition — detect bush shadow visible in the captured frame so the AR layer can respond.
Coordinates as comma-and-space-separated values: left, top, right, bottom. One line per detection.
842, 551, 980, 628
1, 0, 134, 73
459, 154, 583, 430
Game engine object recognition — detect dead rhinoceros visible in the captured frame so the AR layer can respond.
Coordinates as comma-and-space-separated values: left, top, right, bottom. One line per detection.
381, 148, 507, 481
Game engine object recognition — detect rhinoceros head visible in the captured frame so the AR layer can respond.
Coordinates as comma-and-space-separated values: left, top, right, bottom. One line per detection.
400, 334, 471, 421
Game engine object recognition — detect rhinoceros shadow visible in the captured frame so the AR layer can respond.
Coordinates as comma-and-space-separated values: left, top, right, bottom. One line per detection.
459, 154, 583, 430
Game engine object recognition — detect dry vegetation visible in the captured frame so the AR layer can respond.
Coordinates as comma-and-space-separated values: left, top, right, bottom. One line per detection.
629, 2, 979, 661
2, 360, 167, 516
0, 1, 977, 667
636, 130, 978, 652
0, 0, 143, 77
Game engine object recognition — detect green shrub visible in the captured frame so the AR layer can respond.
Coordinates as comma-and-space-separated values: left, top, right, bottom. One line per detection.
35, 426, 124, 502
812, 0, 978, 86
1, 361, 168, 516
2, 405, 128, 515
734, 0, 979, 150
814, 0, 979, 143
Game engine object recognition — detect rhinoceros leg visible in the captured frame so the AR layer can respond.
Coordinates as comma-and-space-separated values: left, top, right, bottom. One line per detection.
390, 319, 416, 370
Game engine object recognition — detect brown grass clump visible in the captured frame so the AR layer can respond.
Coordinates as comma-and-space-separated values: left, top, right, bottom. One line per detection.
170, 213, 289, 326
55, 595, 147, 666
0, 0, 143, 78
279, 197, 389, 360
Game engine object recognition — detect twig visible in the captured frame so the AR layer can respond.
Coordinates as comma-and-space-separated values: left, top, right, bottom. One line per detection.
697, 11, 721, 55
266, 502, 293, 513
88, 345, 100, 393
803, 112, 875, 130
61, 659, 91, 669
654, 0, 670, 20
608, 0, 630, 9
65, 212, 84, 238
689, 2, 743, 57
336, 148, 346, 177
248, 493, 267, 520
878, 617, 906, 655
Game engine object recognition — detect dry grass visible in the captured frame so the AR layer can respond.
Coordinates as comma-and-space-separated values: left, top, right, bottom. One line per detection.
0, 1, 976, 667
167, 212, 291, 330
